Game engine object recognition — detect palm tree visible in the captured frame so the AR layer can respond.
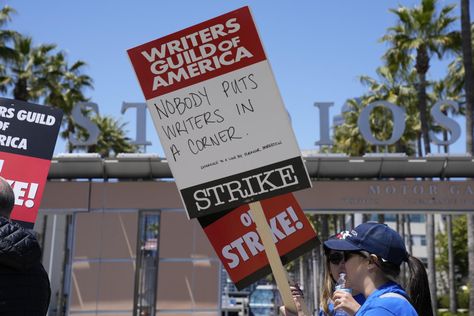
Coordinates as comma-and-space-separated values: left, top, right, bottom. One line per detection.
429, 78, 461, 313
42, 52, 93, 152
382, 3, 461, 312
446, 24, 474, 98
445, 16, 474, 313
333, 65, 418, 156
445, 23, 474, 105
0, 6, 15, 31
332, 96, 407, 156
0, 6, 17, 94
381, 0, 460, 156
86, 114, 137, 158
1, 33, 56, 101
460, 0, 474, 314
359, 65, 419, 153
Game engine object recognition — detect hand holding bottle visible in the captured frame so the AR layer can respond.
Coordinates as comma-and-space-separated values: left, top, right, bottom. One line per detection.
333, 273, 361, 316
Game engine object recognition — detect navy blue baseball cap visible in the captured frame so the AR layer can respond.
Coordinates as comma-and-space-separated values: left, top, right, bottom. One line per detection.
323, 222, 409, 265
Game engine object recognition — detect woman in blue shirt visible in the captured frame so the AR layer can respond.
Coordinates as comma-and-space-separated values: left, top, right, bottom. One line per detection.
325, 222, 433, 316
319, 231, 365, 316
285, 231, 365, 316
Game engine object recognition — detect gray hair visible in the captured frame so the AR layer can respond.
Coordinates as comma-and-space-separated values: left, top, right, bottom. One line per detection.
0, 177, 15, 218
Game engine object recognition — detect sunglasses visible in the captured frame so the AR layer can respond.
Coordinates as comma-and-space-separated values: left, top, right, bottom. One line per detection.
328, 252, 344, 265
328, 251, 366, 265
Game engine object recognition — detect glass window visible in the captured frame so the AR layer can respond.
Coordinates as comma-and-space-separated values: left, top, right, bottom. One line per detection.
420, 235, 427, 246
409, 234, 427, 246
69, 211, 138, 315
248, 285, 282, 316
368, 214, 396, 222
159, 211, 214, 258
156, 210, 219, 314
409, 214, 426, 223
156, 261, 219, 310
134, 211, 160, 316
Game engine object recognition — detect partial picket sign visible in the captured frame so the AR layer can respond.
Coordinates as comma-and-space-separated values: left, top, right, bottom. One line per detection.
0, 98, 63, 228
199, 193, 319, 290
128, 6, 311, 219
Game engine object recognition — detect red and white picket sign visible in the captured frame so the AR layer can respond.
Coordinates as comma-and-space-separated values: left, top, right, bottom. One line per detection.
0, 98, 62, 228
128, 7, 311, 220
201, 193, 318, 290
128, 7, 314, 313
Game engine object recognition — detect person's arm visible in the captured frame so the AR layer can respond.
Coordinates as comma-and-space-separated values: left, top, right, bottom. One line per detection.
279, 284, 309, 316
332, 290, 361, 316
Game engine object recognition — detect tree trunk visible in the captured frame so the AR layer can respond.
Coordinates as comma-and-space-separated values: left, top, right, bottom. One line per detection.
416, 47, 431, 156
13, 78, 29, 101
339, 215, 346, 232
468, 214, 474, 316
396, 214, 401, 234
406, 214, 413, 255
461, 0, 474, 154
447, 215, 457, 313
321, 215, 329, 243
401, 214, 407, 287
426, 214, 437, 316
332, 215, 338, 235
67, 118, 76, 153
312, 247, 319, 316
415, 45, 438, 314
417, 133, 423, 156
299, 256, 304, 292
396, 215, 404, 286
320, 214, 329, 314
362, 213, 370, 223
461, 1, 474, 316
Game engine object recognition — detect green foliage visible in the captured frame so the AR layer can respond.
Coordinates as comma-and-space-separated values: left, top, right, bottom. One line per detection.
438, 311, 468, 316
445, 23, 474, 98
435, 215, 468, 285
0, 5, 138, 155
438, 294, 450, 308
86, 115, 138, 158
332, 70, 419, 156
438, 288, 469, 309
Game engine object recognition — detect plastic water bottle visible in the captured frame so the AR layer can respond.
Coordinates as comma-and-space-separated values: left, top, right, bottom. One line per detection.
334, 273, 351, 316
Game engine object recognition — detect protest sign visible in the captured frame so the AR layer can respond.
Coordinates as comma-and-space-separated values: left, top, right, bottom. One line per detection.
128, 6, 311, 219
0, 98, 63, 228
199, 193, 318, 290
128, 7, 313, 312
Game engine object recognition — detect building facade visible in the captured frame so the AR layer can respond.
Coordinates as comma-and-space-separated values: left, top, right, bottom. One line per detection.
34, 154, 474, 315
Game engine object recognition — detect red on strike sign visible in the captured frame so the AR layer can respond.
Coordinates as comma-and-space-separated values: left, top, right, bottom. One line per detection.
200, 193, 318, 290
0, 98, 63, 228
0, 152, 51, 225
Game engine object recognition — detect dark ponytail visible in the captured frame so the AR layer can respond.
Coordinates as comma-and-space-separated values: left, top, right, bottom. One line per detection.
405, 255, 433, 316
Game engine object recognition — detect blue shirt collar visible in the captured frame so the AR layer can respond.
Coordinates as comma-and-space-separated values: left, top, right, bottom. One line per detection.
356, 281, 409, 315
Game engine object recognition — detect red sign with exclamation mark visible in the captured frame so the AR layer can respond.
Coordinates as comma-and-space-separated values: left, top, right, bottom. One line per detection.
0, 98, 63, 228
0, 151, 51, 227
201, 193, 319, 290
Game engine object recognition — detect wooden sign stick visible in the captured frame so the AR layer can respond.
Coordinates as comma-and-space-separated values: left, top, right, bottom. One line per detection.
249, 201, 311, 316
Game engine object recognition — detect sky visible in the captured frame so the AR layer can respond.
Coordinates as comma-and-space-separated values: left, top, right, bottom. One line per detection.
3, 0, 474, 156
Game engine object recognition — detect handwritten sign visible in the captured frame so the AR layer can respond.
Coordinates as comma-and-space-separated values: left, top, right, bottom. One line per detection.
199, 193, 318, 289
128, 7, 311, 218
0, 98, 63, 228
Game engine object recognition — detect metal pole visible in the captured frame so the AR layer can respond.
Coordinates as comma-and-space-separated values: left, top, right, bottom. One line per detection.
48, 214, 57, 281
